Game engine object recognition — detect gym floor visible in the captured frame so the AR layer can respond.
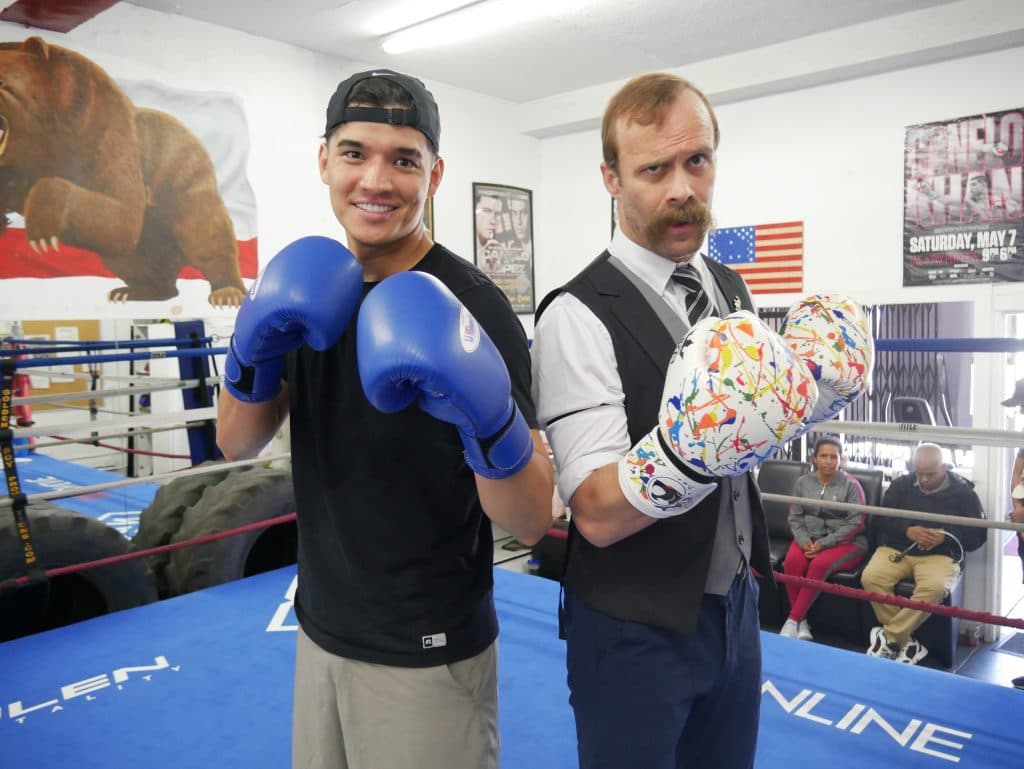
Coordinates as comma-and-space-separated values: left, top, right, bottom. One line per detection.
493, 526, 1024, 692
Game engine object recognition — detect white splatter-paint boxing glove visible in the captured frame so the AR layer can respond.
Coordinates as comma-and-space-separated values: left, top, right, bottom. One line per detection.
779, 295, 874, 427
619, 311, 819, 519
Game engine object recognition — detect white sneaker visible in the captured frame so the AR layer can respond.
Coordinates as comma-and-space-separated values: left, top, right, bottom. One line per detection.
897, 637, 928, 665
866, 626, 900, 659
780, 618, 799, 638
797, 620, 813, 641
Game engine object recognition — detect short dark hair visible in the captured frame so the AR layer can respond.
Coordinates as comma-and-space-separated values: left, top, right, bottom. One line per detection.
813, 436, 843, 457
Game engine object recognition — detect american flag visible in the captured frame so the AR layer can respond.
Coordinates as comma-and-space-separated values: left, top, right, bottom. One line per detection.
708, 221, 804, 294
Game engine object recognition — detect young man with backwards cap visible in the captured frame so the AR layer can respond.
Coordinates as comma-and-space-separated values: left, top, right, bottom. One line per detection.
216, 69, 553, 769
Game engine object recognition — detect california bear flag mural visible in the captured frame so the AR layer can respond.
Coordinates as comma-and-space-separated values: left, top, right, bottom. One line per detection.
0, 36, 257, 315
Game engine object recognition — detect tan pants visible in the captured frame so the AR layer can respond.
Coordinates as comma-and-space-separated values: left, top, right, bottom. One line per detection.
860, 546, 960, 646
292, 627, 499, 769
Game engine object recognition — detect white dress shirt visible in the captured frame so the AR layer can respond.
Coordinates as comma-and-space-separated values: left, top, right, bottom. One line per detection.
531, 229, 720, 505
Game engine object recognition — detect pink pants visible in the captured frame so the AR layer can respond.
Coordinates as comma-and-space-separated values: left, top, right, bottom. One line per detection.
782, 540, 865, 622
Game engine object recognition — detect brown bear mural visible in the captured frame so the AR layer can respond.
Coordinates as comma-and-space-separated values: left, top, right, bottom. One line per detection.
0, 36, 246, 306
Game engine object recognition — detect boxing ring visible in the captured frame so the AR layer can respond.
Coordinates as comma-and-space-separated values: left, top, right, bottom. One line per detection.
0, 566, 1020, 769
3, 324, 1024, 767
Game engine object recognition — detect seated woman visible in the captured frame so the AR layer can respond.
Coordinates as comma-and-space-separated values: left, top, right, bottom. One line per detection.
780, 436, 867, 640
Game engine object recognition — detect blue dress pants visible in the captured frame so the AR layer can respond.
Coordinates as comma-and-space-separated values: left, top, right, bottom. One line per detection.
564, 572, 762, 769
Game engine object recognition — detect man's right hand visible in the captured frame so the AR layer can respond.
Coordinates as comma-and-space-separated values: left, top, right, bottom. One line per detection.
224, 236, 363, 402
619, 311, 819, 519
906, 525, 945, 551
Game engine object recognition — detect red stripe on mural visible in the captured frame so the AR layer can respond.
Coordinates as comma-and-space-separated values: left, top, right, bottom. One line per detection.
0, 230, 257, 280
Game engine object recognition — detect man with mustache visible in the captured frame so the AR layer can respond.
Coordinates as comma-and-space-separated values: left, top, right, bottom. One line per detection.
531, 73, 777, 768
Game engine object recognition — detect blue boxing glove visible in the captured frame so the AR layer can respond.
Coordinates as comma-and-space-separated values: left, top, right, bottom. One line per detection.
225, 236, 363, 402
357, 271, 532, 480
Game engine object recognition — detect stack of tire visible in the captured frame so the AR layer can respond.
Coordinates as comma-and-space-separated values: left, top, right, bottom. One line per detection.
0, 503, 158, 642
132, 464, 297, 598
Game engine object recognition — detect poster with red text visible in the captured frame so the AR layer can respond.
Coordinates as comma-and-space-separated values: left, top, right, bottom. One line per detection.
903, 108, 1023, 285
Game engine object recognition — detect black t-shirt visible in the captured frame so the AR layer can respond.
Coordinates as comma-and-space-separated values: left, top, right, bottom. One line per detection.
286, 243, 536, 667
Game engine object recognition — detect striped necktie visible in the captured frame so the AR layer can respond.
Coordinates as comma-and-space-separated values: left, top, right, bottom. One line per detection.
671, 263, 711, 326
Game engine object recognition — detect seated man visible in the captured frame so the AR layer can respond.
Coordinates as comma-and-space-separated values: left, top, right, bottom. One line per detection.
780, 436, 867, 641
861, 443, 986, 664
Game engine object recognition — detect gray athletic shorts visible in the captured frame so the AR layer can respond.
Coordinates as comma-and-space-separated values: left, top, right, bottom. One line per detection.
292, 626, 499, 769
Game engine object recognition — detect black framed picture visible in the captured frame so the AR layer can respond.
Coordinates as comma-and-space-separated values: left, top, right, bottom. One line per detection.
472, 182, 534, 313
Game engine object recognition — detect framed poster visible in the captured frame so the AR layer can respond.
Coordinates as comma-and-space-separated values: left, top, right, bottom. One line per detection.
903, 108, 1024, 285
472, 182, 534, 313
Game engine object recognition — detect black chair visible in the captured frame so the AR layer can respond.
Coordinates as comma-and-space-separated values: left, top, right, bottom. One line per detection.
890, 396, 936, 425
753, 459, 811, 568
752, 459, 810, 629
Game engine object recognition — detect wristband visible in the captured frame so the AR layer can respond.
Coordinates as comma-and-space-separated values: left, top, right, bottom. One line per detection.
618, 426, 717, 519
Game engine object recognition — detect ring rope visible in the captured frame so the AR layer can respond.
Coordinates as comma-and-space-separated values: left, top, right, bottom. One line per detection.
11, 407, 218, 440
0, 336, 216, 356
22, 369, 192, 384
4, 513, 297, 591
760, 492, 1024, 534
28, 425, 187, 450
13, 377, 222, 406
21, 511, 1024, 636
50, 435, 193, 460
831, 420, 1023, 450
542, 527, 1024, 631
873, 337, 1024, 353
8, 347, 227, 370
772, 571, 1024, 631
0, 454, 290, 507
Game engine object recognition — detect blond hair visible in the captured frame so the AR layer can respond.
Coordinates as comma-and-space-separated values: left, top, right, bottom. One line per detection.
601, 73, 719, 170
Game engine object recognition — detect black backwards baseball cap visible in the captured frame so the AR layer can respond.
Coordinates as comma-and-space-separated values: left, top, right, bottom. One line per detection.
325, 69, 440, 151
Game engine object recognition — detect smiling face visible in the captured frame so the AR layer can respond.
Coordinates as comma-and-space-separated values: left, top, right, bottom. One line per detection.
602, 89, 716, 263
318, 118, 442, 269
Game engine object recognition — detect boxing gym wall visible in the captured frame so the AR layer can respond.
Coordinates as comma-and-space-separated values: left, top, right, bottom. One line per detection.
2, 1, 1022, 637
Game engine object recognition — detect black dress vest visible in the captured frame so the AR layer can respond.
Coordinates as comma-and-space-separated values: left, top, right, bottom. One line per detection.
536, 251, 773, 635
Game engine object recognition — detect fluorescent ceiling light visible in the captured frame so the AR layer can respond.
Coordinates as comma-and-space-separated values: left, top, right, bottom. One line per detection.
367, 1, 479, 36
381, 0, 584, 55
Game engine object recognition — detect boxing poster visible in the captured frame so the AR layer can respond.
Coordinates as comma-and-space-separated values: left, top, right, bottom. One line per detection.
473, 183, 535, 313
903, 108, 1024, 285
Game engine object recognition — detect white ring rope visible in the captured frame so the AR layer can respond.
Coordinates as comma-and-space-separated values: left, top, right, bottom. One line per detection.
11, 407, 218, 440
28, 425, 186, 450
24, 369, 202, 385
13, 377, 222, 406
760, 492, 1024, 533
831, 420, 1022, 450
0, 454, 291, 507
